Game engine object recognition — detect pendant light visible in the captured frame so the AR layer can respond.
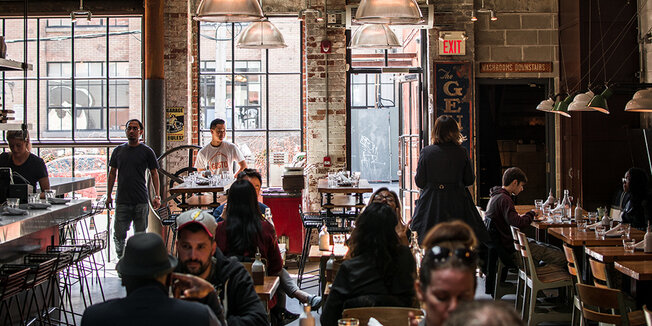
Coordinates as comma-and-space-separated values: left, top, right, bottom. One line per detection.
625, 88, 652, 112
551, 94, 573, 117
567, 90, 595, 111
236, 20, 287, 48
195, 0, 264, 22
349, 24, 401, 49
587, 87, 612, 114
354, 0, 423, 25
535, 98, 554, 112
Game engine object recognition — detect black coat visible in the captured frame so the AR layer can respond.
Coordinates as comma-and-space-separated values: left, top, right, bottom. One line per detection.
81, 283, 221, 326
320, 246, 416, 326
409, 143, 490, 245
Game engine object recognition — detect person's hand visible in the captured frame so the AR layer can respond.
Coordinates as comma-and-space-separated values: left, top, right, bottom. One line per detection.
152, 196, 161, 209
171, 273, 215, 300
105, 195, 113, 209
408, 311, 421, 326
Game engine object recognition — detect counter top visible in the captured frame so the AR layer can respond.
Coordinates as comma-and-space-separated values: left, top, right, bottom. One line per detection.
41, 177, 95, 194
0, 199, 92, 245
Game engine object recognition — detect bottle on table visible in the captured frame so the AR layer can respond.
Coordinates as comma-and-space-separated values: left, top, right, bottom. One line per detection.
326, 253, 335, 281
559, 189, 572, 219
601, 210, 611, 228
410, 231, 422, 269
542, 189, 555, 209
264, 207, 274, 227
299, 304, 315, 326
574, 204, 583, 221
252, 251, 265, 285
319, 223, 330, 251
644, 222, 652, 253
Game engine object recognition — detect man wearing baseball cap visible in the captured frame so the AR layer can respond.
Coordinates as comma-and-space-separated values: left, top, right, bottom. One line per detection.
175, 209, 268, 325
81, 232, 224, 325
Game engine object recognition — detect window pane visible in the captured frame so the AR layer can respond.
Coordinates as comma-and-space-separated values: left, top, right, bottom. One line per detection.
268, 18, 300, 73
110, 18, 141, 78
109, 79, 140, 139
74, 18, 107, 77
42, 148, 74, 178
74, 147, 109, 199
233, 74, 264, 130
388, 28, 422, 68
200, 74, 229, 130
268, 131, 301, 187
234, 131, 267, 184
200, 23, 233, 73
269, 74, 300, 130
233, 23, 268, 72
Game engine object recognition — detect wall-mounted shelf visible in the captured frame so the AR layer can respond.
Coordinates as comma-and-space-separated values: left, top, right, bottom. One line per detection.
0, 58, 32, 71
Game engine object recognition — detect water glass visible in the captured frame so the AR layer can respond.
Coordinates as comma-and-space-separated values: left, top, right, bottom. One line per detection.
621, 223, 631, 239
45, 190, 56, 200
534, 199, 544, 210
338, 318, 359, 326
542, 207, 551, 218
623, 238, 636, 253
588, 211, 598, 223
577, 220, 587, 232
28, 193, 40, 204
595, 225, 606, 239
328, 172, 337, 187
352, 171, 361, 186
333, 234, 345, 246
6, 198, 19, 209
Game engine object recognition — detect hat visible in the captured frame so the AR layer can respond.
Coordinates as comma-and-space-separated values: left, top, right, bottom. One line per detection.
176, 209, 218, 237
116, 233, 178, 277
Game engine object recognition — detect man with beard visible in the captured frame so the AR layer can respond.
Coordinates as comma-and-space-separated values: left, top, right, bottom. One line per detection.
106, 119, 161, 258
175, 209, 268, 325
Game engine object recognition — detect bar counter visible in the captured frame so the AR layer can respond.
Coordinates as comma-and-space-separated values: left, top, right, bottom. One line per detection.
45, 177, 96, 195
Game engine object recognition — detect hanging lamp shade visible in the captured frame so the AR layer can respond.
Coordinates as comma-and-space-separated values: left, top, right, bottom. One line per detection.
195, 0, 264, 22
536, 98, 554, 112
625, 88, 652, 112
349, 24, 401, 49
551, 94, 573, 117
236, 20, 287, 49
568, 90, 595, 111
587, 87, 613, 114
354, 0, 423, 24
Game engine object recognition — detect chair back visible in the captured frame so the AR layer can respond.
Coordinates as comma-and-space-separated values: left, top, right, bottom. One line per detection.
588, 259, 610, 288
0, 266, 29, 300
509, 226, 523, 266
576, 283, 629, 326
563, 244, 581, 284
342, 307, 424, 326
517, 231, 538, 280
643, 305, 651, 326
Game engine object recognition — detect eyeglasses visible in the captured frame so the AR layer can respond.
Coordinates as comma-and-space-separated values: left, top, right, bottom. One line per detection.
373, 194, 395, 203
622, 177, 628, 183
428, 246, 477, 265
126, 126, 140, 131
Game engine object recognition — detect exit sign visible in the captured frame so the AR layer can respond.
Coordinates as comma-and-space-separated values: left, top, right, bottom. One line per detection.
438, 31, 466, 56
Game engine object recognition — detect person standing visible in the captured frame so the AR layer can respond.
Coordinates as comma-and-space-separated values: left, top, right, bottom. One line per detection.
106, 119, 161, 258
195, 118, 247, 180
0, 130, 50, 192
409, 115, 489, 247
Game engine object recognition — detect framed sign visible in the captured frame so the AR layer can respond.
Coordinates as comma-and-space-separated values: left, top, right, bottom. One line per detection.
480, 62, 552, 73
434, 62, 474, 158
166, 107, 184, 141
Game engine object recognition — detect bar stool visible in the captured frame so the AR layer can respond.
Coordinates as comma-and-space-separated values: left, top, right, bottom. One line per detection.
297, 206, 322, 288
22, 255, 59, 325
47, 244, 96, 309
0, 266, 29, 326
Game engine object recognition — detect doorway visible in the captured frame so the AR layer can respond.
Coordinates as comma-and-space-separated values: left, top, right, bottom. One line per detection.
477, 80, 551, 208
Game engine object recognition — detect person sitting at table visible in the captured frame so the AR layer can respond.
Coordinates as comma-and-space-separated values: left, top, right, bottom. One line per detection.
0, 130, 50, 192
368, 187, 411, 246
484, 167, 565, 269
410, 221, 478, 326
214, 179, 321, 324
320, 203, 416, 326
620, 167, 652, 229
213, 168, 269, 222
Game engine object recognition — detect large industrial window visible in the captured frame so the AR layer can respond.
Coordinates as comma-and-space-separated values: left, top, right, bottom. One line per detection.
199, 17, 302, 187
0, 17, 143, 199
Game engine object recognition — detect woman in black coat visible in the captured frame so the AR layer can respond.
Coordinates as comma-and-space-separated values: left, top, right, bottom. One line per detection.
409, 115, 489, 247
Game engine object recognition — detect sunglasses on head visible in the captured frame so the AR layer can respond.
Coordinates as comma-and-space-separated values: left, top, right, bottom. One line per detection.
428, 246, 477, 265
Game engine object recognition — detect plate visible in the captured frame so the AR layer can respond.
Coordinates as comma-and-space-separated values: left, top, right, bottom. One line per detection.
48, 198, 71, 205
28, 202, 51, 209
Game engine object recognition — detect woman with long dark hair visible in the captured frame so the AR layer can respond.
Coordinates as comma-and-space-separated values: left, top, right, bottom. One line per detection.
368, 187, 410, 246
409, 115, 489, 249
621, 167, 651, 229
320, 203, 416, 325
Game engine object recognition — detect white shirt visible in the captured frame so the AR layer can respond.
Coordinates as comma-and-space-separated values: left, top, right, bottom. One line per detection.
194, 141, 245, 179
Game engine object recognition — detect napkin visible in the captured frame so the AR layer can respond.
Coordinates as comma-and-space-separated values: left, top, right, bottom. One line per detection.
368, 318, 383, 326
2, 207, 28, 215
48, 198, 71, 205
634, 240, 645, 250
605, 227, 624, 238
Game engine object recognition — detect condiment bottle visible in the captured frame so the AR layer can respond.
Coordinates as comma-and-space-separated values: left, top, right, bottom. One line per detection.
574, 204, 583, 221
326, 253, 335, 281
299, 304, 315, 326
560, 190, 572, 219
645, 222, 652, 253
601, 211, 611, 228
319, 224, 330, 251
252, 251, 265, 285
264, 207, 274, 227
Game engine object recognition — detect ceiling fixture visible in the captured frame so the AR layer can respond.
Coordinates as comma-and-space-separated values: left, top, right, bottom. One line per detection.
349, 24, 401, 49
71, 0, 92, 23
195, 0, 264, 22
354, 0, 423, 25
470, 0, 498, 22
587, 87, 612, 114
550, 94, 573, 117
625, 88, 652, 112
470, 10, 478, 22
535, 98, 554, 112
568, 90, 596, 111
236, 20, 287, 49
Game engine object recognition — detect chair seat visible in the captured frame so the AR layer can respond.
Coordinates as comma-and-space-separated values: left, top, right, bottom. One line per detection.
537, 270, 571, 283
535, 264, 566, 275
628, 310, 646, 326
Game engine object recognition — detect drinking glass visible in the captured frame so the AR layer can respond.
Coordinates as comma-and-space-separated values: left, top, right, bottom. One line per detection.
623, 239, 636, 253
28, 193, 39, 204
595, 225, 606, 239
6, 198, 19, 209
338, 318, 359, 326
352, 171, 361, 186
542, 207, 551, 219
45, 190, 56, 200
328, 172, 337, 187
621, 223, 631, 239
333, 234, 345, 247
534, 199, 543, 210
577, 220, 587, 232
588, 211, 598, 223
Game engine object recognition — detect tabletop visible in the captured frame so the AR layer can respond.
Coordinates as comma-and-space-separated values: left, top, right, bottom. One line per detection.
584, 246, 652, 263
515, 205, 535, 215
317, 179, 373, 194
255, 276, 280, 301
547, 227, 645, 246
531, 220, 576, 230
614, 260, 652, 281
169, 182, 225, 194
308, 244, 349, 262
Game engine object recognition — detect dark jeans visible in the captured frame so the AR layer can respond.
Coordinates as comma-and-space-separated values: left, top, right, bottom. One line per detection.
114, 203, 149, 258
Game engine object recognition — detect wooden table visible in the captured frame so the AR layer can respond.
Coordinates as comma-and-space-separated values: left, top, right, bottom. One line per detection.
614, 260, 652, 308
168, 183, 225, 209
531, 220, 576, 242
317, 179, 373, 217
308, 244, 349, 296
585, 247, 652, 263
547, 227, 645, 246
255, 275, 280, 312
515, 205, 535, 215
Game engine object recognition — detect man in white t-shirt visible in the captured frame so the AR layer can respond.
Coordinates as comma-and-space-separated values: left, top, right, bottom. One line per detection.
195, 118, 247, 179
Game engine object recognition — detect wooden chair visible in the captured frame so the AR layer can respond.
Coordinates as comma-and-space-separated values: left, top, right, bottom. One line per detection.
575, 283, 646, 326
510, 226, 526, 314
563, 244, 583, 326
342, 307, 424, 326
643, 305, 651, 326
588, 258, 611, 288
517, 231, 572, 326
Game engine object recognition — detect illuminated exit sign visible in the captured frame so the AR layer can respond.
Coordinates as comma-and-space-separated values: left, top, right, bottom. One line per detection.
438, 31, 466, 56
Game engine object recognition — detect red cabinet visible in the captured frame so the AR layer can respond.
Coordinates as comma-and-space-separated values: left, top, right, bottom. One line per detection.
262, 191, 303, 254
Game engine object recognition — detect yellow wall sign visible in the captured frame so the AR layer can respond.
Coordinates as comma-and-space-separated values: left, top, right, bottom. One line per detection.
166, 107, 184, 141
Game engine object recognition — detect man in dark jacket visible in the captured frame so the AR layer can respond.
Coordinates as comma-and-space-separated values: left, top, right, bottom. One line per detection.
485, 167, 565, 269
174, 209, 269, 326
81, 233, 224, 326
